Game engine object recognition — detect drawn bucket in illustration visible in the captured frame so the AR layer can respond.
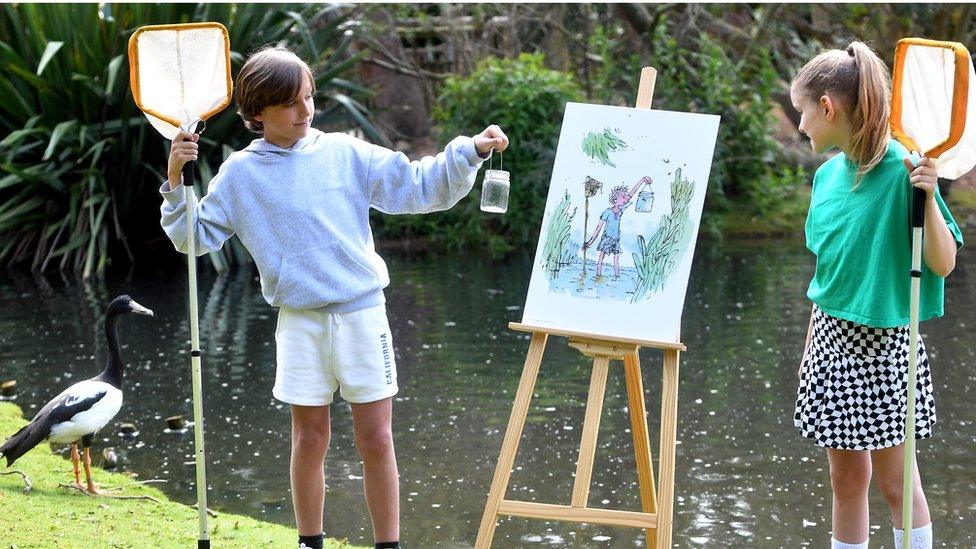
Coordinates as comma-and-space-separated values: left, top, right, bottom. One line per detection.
635, 189, 654, 212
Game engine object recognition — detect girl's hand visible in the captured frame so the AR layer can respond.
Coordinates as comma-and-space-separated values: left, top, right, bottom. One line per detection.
168, 131, 200, 187
903, 156, 938, 199
474, 124, 509, 156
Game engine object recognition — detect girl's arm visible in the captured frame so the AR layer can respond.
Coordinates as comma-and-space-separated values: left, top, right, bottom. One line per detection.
798, 304, 814, 378
905, 157, 957, 277
923, 196, 957, 276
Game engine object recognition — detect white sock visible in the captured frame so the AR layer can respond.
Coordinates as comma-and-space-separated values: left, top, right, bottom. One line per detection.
831, 538, 868, 549
893, 523, 933, 549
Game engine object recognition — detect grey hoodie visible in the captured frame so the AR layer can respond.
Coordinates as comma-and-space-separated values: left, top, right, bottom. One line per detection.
160, 129, 485, 313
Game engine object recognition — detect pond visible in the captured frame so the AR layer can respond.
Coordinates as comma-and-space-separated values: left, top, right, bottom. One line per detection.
0, 235, 973, 547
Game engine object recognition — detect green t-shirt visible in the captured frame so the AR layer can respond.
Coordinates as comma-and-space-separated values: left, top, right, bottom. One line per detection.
805, 139, 964, 328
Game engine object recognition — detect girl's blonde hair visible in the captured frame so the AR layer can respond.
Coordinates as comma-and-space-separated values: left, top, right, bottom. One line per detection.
235, 46, 316, 133
793, 41, 891, 182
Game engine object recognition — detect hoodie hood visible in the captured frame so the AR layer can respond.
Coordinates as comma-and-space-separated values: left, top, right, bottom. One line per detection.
243, 129, 323, 157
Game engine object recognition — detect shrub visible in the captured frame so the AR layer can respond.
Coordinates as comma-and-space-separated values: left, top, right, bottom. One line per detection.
372, 53, 583, 254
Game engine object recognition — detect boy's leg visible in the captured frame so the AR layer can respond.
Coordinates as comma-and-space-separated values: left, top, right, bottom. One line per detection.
612, 252, 621, 278
291, 404, 332, 536
351, 397, 399, 544
827, 448, 871, 544
870, 444, 931, 529
596, 251, 605, 276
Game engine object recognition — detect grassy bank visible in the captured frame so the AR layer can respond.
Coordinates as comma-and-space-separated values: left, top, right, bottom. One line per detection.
0, 402, 363, 548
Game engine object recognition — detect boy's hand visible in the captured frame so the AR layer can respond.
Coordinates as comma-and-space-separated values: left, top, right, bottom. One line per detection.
903, 156, 938, 200
474, 125, 509, 157
168, 131, 200, 189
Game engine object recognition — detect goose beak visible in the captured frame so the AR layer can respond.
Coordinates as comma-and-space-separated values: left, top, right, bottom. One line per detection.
129, 300, 154, 317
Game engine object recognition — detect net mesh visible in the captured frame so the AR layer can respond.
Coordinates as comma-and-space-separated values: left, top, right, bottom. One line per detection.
129, 24, 231, 140
893, 42, 975, 179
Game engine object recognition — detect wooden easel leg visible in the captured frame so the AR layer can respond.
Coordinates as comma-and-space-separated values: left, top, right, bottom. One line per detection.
475, 332, 549, 549
656, 349, 681, 549
571, 355, 611, 507
624, 350, 657, 546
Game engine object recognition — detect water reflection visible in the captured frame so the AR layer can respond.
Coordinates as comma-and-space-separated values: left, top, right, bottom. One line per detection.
0, 235, 972, 547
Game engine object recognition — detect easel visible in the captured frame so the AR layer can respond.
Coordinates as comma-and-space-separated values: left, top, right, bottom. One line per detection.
475, 68, 684, 549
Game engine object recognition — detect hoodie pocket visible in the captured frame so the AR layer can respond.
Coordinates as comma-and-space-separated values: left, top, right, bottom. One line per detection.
271, 242, 379, 308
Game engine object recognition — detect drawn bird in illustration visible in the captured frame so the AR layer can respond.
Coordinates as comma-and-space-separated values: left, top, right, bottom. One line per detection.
0, 295, 153, 494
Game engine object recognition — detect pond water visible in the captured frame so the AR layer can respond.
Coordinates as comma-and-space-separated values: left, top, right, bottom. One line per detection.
0, 235, 973, 548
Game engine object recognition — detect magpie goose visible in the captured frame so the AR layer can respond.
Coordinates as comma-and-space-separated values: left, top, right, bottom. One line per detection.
0, 295, 153, 493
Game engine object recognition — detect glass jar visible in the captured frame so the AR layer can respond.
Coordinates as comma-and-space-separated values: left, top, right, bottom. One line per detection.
480, 154, 510, 213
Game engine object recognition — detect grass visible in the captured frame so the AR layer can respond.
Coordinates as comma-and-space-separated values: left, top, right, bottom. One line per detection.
0, 402, 365, 548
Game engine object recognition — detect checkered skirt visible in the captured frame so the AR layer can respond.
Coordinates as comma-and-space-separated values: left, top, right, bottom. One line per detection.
794, 305, 935, 450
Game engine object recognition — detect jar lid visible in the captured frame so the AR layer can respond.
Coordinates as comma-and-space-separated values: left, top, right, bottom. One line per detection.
484, 169, 510, 182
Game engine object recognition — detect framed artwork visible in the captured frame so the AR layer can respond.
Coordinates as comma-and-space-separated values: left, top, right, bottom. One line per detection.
522, 102, 720, 344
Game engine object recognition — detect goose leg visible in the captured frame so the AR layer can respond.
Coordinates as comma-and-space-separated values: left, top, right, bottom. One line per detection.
81, 435, 101, 495
70, 443, 84, 491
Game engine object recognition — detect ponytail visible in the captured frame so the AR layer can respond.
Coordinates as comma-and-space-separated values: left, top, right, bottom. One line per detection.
846, 42, 891, 182
793, 41, 892, 185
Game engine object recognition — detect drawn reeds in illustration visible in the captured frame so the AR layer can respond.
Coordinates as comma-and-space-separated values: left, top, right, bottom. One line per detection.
542, 190, 578, 279
582, 128, 627, 167
582, 176, 603, 277
631, 168, 695, 301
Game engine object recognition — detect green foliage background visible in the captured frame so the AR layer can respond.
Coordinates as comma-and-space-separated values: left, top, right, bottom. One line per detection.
0, 3, 382, 276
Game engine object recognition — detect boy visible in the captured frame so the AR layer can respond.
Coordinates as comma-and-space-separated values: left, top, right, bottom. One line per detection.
161, 46, 508, 549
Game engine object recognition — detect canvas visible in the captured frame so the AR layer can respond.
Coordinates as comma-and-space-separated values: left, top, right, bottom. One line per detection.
521, 102, 720, 344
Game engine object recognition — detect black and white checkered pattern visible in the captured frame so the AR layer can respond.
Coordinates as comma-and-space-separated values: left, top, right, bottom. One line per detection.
794, 306, 935, 450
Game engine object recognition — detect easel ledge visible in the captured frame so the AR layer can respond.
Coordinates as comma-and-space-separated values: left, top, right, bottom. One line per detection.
509, 322, 686, 351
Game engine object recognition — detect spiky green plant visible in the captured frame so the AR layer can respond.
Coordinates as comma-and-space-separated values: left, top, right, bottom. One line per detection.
0, 3, 383, 277
541, 190, 577, 279
581, 127, 626, 167
631, 168, 695, 301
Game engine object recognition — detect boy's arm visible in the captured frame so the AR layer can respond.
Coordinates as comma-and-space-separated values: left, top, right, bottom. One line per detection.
583, 220, 605, 248
629, 176, 651, 197
159, 179, 236, 256
367, 125, 508, 214
160, 132, 236, 255
366, 136, 485, 214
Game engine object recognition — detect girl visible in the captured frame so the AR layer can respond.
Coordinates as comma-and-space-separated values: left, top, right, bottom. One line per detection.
791, 41, 963, 549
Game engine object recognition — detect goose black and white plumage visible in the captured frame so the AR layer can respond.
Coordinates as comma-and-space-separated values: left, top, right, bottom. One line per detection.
0, 295, 153, 493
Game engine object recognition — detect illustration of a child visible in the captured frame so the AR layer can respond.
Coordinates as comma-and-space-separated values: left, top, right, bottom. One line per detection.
582, 175, 652, 279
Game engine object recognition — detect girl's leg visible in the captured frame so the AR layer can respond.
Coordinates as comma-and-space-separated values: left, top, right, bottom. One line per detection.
290, 404, 332, 536
596, 251, 606, 277
351, 397, 399, 544
871, 444, 931, 529
827, 448, 872, 543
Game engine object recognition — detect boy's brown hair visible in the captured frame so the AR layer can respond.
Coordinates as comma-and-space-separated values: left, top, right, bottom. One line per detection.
235, 46, 316, 133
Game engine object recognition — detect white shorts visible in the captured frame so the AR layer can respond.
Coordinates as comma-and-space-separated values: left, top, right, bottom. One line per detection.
273, 304, 398, 406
